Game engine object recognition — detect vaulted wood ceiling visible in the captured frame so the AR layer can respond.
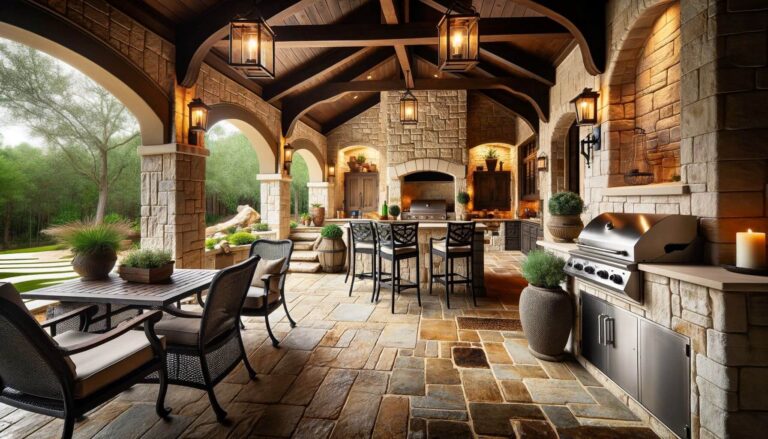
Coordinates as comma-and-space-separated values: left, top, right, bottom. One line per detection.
112, 0, 606, 136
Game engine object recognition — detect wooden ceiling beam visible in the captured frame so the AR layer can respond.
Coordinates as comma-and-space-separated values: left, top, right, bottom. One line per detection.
380, 0, 414, 88
175, 0, 316, 87
480, 43, 555, 86
322, 94, 381, 134
271, 18, 568, 48
263, 47, 365, 102
281, 48, 396, 136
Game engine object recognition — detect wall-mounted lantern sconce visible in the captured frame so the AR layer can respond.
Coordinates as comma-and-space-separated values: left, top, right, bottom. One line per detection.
228, 15, 275, 78
328, 162, 336, 180
400, 89, 418, 125
570, 88, 601, 168
437, 2, 480, 72
283, 143, 294, 174
187, 98, 209, 146
537, 154, 548, 172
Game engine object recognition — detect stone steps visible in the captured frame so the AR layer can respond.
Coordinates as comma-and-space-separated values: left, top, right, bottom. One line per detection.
289, 261, 322, 273
289, 232, 321, 242
292, 250, 319, 262
293, 241, 316, 251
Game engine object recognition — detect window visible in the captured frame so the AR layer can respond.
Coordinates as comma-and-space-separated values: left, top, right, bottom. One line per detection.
519, 138, 538, 200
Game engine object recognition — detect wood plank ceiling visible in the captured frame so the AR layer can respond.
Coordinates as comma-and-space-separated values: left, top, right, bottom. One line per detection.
114, 0, 605, 136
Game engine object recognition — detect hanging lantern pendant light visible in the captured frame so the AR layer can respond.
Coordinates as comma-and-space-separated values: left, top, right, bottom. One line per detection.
437, 2, 480, 72
228, 3, 275, 79
400, 73, 418, 125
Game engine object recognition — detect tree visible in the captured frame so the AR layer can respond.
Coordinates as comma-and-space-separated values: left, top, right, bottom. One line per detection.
0, 148, 27, 247
0, 41, 139, 222
205, 124, 262, 218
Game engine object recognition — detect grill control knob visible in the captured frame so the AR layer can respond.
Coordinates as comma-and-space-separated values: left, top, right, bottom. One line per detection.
584, 266, 595, 274
609, 274, 623, 284
573, 263, 584, 271
597, 270, 609, 279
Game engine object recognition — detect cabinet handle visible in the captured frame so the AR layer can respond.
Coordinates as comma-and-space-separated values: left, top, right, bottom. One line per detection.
597, 314, 606, 345
604, 317, 614, 346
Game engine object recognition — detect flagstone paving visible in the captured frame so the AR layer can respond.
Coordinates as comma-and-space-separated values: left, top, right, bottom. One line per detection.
0, 251, 660, 438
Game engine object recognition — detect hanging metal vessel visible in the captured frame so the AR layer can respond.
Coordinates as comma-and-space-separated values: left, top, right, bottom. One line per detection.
624, 128, 654, 186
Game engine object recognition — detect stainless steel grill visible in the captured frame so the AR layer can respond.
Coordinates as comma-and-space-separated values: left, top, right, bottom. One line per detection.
401, 199, 447, 220
565, 213, 701, 302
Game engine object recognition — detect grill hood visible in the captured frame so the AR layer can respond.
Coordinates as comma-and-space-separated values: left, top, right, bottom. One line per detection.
576, 213, 700, 263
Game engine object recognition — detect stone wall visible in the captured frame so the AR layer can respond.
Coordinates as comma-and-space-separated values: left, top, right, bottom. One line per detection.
467, 92, 518, 148
258, 174, 292, 239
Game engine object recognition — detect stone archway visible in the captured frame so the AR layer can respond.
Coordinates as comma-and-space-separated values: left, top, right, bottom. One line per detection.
291, 138, 325, 182
549, 113, 579, 194
0, 13, 167, 145
387, 158, 467, 216
208, 103, 278, 173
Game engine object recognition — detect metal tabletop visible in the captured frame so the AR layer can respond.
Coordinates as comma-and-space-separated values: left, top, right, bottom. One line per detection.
23, 269, 218, 308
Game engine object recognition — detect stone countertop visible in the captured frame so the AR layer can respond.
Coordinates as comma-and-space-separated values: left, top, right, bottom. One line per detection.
537, 240, 577, 254
638, 264, 768, 292
471, 218, 542, 224
328, 219, 486, 230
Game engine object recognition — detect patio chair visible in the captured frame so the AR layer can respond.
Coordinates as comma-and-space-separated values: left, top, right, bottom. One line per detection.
0, 282, 168, 439
151, 256, 259, 422
429, 221, 477, 308
243, 239, 297, 347
375, 222, 422, 314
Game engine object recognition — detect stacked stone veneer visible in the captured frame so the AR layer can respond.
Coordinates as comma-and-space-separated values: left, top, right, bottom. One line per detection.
140, 144, 207, 269
258, 174, 292, 239
467, 92, 519, 147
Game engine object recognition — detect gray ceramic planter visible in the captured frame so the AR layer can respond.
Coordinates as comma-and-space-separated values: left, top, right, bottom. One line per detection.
519, 284, 574, 361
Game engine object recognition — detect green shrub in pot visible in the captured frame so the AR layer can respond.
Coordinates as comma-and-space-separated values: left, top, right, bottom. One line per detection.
547, 191, 585, 243
483, 147, 499, 171
519, 250, 572, 361
44, 221, 130, 280
388, 205, 401, 219
456, 191, 470, 220
317, 224, 346, 272
118, 248, 174, 284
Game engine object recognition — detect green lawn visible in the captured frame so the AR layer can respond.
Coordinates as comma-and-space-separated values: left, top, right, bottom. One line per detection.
0, 244, 66, 254
15, 276, 79, 292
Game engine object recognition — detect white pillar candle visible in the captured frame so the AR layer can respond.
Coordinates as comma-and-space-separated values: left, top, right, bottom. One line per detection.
736, 229, 766, 269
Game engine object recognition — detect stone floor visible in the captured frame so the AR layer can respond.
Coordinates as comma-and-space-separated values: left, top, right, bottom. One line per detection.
1, 251, 660, 438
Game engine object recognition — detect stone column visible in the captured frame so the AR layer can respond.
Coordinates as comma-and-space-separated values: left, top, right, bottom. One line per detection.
139, 144, 208, 269
307, 182, 335, 218
258, 174, 292, 239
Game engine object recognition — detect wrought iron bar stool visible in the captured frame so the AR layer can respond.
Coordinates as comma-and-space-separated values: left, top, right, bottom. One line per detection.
345, 221, 379, 300
375, 222, 421, 313
429, 221, 477, 308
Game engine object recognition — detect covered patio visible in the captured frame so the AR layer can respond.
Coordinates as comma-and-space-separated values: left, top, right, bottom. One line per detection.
1, 0, 767, 438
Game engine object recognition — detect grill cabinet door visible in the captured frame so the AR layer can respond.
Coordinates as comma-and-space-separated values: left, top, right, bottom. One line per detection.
580, 293, 606, 372
639, 320, 690, 439
605, 304, 639, 399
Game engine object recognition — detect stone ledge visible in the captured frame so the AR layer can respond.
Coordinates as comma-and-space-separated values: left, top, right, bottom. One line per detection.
138, 143, 210, 157
307, 182, 333, 188
537, 240, 577, 256
602, 183, 690, 197
257, 173, 292, 182
638, 264, 768, 292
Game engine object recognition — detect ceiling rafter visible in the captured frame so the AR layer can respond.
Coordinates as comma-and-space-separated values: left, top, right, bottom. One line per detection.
175, 0, 316, 88
380, 0, 414, 88
281, 47, 396, 136
480, 43, 555, 86
322, 94, 381, 134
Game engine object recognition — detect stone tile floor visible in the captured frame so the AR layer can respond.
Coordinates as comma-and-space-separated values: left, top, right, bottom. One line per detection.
1, 251, 660, 438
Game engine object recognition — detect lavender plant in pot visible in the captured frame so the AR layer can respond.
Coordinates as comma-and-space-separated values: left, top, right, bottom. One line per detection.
519, 250, 572, 361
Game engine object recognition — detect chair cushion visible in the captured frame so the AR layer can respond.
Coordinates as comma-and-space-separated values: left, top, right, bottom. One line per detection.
432, 242, 472, 254
153, 315, 202, 347
355, 242, 374, 250
54, 330, 162, 398
251, 257, 285, 293
380, 245, 417, 255
243, 286, 281, 310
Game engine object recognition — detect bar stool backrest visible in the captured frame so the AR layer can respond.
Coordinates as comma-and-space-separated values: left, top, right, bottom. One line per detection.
377, 222, 419, 248
447, 221, 476, 248
350, 221, 376, 247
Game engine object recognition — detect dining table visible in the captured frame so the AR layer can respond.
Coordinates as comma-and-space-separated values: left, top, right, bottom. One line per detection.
23, 269, 218, 328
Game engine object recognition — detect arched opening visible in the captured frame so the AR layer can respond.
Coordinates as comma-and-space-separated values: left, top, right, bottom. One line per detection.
388, 158, 467, 218
336, 145, 381, 216
204, 121, 262, 226
287, 139, 324, 219
207, 103, 278, 173
549, 113, 580, 195
468, 143, 516, 214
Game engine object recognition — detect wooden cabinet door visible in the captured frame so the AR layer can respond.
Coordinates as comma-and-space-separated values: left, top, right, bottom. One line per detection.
473, 171, 511, 210
345, 172, 378, 214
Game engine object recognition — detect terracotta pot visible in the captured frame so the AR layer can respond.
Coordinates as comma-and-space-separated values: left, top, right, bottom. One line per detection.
348, 160, 359, 172
311, 206, 326, 227
485, 159, 498, 172
118, 261, 174, 284
547, 214, 584, 243
519, 284, 573, 361
317, 237, 346, 273
302, 219, 312, 226
72, 248, 117, 280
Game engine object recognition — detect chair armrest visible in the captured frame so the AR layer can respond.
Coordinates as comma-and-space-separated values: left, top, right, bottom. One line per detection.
59, 310, 163, 356
260, 273, 284, 284
163, 306, 202, 319
41, 305, 98, 332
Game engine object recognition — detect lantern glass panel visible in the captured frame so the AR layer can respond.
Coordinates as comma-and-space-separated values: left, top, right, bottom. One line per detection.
400, 93, 418, 125
229, 20, 275, 78
437, 13, 479, 71
188, 99, 209, 132
571, 89, 599, 126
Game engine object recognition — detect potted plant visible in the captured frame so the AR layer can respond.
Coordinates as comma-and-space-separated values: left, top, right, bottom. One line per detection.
300, 212, 312, 226
484, 147, 499, 172
519, 250, 572, 361
547, 191, 585, 242
388, 205, 401, 220
316, 224, 346, 273
348, 156, 359, 172
118, 249, 174, 284
311, 203, 326, 226
44, 220, 130, 280
456, 191, 471, 220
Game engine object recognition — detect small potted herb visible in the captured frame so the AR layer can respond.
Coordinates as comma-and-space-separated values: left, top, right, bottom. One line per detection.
547, 191, 585, 242
311, 203, 326, 226
317, 224, 346, 273
300, 212, 312, 226
44, 221, 130, 280
519, 250, 572, 361
456, 191, 471, 220
118, 248, 174, 284
388, 205, 401, 220
484, 147, 499, 172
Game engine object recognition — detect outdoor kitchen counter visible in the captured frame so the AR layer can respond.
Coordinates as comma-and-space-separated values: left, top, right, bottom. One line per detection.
337, 221, 487, 296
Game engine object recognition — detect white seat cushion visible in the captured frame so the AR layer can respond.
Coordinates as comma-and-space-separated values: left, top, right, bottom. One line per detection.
432, 242, 471, 254
55, 330, 162, 398
251, 257, 285, 293
153, 314, 202, 347
243, 286, 281, 310
355, 242, 374, 250
380, 245, 417, 255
